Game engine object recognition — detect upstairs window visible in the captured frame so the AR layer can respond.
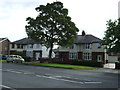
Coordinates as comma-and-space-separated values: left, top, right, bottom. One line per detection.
69, 45, 74, 49
36, 44, 40, 48
12, 44, 15, 48
17, 44, 23, 49
83, 44, 92, 49
97, 43, 101, 48
29, 44, 33, 48
17, 44, 20, 49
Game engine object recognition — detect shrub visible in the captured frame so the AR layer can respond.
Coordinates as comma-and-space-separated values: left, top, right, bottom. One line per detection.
51, 59, 103, 67
22, 56, 32, 62
69, 60, 103, 67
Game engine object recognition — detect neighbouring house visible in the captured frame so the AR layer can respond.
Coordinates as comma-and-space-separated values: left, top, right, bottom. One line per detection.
0, 38, 10, 59
10, 38, 55, 60
54, 31, 107, 64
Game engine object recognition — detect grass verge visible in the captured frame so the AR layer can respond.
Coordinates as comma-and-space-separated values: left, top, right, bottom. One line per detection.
21, 62, 96, 70
0, 60, 6, 63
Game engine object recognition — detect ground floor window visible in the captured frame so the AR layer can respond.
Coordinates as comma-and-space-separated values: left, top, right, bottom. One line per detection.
26, 51, 33, 57
83, 53, 92, 60
69, 52, 78, 60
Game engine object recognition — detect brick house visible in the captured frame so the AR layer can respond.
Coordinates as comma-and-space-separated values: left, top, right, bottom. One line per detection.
55, 32, 107, 64
0, 38, 10, 55
0, 38, 10, 59
10, 38, 55, 60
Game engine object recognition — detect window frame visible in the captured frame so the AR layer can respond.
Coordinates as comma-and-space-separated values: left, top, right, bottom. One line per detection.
69, 52, 78, 60
83, 52, 92, 60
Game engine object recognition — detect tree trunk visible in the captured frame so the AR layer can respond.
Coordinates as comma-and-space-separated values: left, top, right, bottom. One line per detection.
49, 43, 53, 59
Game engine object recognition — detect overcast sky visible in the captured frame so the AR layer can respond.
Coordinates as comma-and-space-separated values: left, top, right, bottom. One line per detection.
0, 0, 119, 42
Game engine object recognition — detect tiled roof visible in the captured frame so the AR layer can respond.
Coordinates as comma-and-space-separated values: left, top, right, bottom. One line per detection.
12, 38, 40, 44
74, 34, 101, 44
0, 38, 6, 41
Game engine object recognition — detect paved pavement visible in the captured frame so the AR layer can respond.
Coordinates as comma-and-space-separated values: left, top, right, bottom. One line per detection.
93, 63, 120, 74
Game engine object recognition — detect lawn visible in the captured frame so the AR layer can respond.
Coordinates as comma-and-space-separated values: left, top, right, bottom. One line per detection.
1, 60, 96, 70
21, 62, 96, 70
0, 60, 6, 63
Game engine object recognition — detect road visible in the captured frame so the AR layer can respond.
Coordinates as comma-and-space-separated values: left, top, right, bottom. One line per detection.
1, 63, 119, 89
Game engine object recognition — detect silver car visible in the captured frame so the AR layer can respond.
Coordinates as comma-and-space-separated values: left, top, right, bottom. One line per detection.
7, 55, 24, 63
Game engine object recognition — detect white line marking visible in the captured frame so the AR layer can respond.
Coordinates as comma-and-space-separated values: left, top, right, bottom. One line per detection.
84, 82, 102, 84
3, 69, 22, 74
9, 71, 22, 74
24, 72, 34, 74
55, 76, 62, 78
36, 75, 84, 84
0, 85, 16, 90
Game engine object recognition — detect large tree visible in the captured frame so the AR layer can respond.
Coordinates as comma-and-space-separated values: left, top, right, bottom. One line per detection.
102, 18, 120, 53
25, 1, 79, 59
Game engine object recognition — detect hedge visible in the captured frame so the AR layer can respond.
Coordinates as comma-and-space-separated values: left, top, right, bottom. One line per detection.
39, 58, 103, 67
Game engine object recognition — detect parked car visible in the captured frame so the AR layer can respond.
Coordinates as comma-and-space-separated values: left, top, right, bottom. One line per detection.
7, 55, 24, 63
2, 55, 7, 60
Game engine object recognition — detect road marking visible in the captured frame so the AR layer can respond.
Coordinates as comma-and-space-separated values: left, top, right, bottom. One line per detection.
3, 69, 22, 74
0, 85, 16, 90
36, 75, 84, 84
9, 71, 22, 74
6, 70, 21, 74
24, 72, 34, 75
84, 82, 102, 84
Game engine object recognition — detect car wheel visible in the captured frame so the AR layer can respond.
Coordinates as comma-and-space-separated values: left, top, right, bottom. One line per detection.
7, 61, 9, 63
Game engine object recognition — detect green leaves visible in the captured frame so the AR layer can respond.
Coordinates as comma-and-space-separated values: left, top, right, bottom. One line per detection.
102, 18, 120, 53
25, 1, 79, 58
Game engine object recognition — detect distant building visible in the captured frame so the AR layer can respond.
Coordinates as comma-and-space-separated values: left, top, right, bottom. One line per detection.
55, 31, 107, 64
10, 38, 55, 60
0, 38, 10, 59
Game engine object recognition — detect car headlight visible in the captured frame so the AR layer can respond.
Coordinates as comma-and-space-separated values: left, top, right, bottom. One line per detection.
21, 59, 25, 61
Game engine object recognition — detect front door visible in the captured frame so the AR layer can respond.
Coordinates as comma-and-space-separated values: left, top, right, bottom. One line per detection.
97, 55, 102, 62
35, 52, 40, 60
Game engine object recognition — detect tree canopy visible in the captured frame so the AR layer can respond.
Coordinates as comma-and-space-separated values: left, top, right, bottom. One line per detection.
102, 18, 120, 53
25, 1, 79, 58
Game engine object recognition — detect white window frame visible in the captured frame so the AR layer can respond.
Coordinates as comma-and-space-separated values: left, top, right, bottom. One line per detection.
69, 52, 78, 60
83, 53, 92, 60
83, 44, 92, 49
69, 45, 74, 49
96, 43, 101, 48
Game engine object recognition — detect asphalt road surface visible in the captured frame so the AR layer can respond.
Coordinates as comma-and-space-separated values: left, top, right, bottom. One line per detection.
1, 63, 119, 89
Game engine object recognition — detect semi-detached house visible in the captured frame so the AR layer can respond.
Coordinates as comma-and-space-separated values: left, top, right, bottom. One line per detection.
55, 32, 107, 64
10, 38, 55, 60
